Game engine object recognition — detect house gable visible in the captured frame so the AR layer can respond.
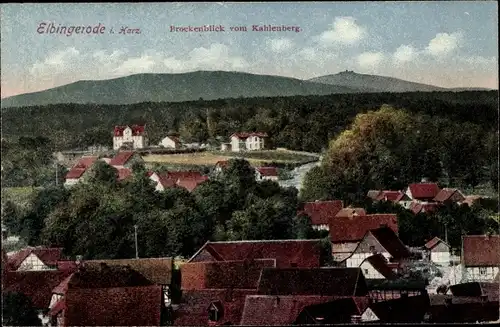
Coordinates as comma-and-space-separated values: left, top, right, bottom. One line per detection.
18, 253, 50, 271
189, 248, 220, 263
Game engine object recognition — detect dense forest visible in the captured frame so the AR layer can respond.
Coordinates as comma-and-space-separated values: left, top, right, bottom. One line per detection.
2, 91, 497, 152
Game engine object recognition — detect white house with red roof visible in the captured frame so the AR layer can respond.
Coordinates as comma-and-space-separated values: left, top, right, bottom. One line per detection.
109, 151, 143, 169
6, 247, 64, 271
329, 214, 399, 262
113, 125, 147, 150
424, 237, 450, 266
254, 166, 279, 181
64, 156, 98, 187
300, 200, 344, 231
461, 235, 500, 283
147, 170, 208, 192
159, 135, 182, 149
345, 227, 410, 272
230, 132, 268, 152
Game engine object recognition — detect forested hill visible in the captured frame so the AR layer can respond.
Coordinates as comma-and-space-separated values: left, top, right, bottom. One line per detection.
2, 91, 497, 152
308, 70, 448, 92
0, 71, 359, 108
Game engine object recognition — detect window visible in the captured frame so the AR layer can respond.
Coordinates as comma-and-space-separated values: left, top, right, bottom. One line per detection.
479, 267, 487, 275
369, 246, 376, 253
364, 269, 369, 275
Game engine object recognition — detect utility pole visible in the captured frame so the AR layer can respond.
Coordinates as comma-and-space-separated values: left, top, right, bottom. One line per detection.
55, 162, 58, 186
134, 224, 139, 259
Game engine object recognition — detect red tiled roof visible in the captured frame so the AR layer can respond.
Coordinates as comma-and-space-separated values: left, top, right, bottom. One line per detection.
189, 240, 322, 268
181, 259, 276, 290
176, 176, 209, 192
329, 214, 398, 243
257, 267, 368, 296
157, 175, 177, 189
54, 264, 154, 291
109, 151, 136, 166
77, 156, 98, 168
409, 202, 423, 214
116, 167, 132, 181
335, 207, 366, 218
174, 289, 257, 326
256, 167, 278, 177
57, 285, 162, 326
83, 257, 174, 285
462, 235, 500, 266
424, 237, 448, 250
240, 295, 369, 325
65, 157, 98, 180
377, 191, 408, 202
65, 167, 87, 179
301, 200, 344, 226
407, 183, 440, 200
369, 227, 411, 259
433, 188, 458, 202
56, 260, 78, 271
167, 170, 203, 180
114, 125, 146, 136
230, 132, 268, 139
7, 247, 64, 270
52, 274, 72, 295
2, 269, 75, 309
362, 254, 398, 280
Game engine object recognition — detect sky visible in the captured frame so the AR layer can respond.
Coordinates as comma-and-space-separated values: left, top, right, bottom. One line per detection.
1, 2, 498, 98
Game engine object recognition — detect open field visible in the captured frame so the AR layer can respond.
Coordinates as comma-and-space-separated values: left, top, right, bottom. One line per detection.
142, 150, 319, 166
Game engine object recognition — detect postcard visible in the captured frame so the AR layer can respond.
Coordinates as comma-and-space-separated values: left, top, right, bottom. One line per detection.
1, 2, 499, 326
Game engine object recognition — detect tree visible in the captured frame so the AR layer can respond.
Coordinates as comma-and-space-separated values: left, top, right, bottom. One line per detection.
292, 213, 315, 239
88, 161, 118, 186
2, 292, 42, 326
226, 196, 295, 241
18, 187, 70, 246
2, 200, 20, 235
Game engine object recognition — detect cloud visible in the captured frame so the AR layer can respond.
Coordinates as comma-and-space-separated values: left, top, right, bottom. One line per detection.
114, 54, 159, 75
393, 45, 416, 63
426, 32, 463, 56
459, 55, 497, 67
267, 38, 294, 53
317, 16, 366, 46
162, 43, 249, 72
357, 51, 384, 68
30, 47, 80, 75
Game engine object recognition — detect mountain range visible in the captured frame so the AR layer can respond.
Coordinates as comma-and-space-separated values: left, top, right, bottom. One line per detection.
1, 70, 494, 107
